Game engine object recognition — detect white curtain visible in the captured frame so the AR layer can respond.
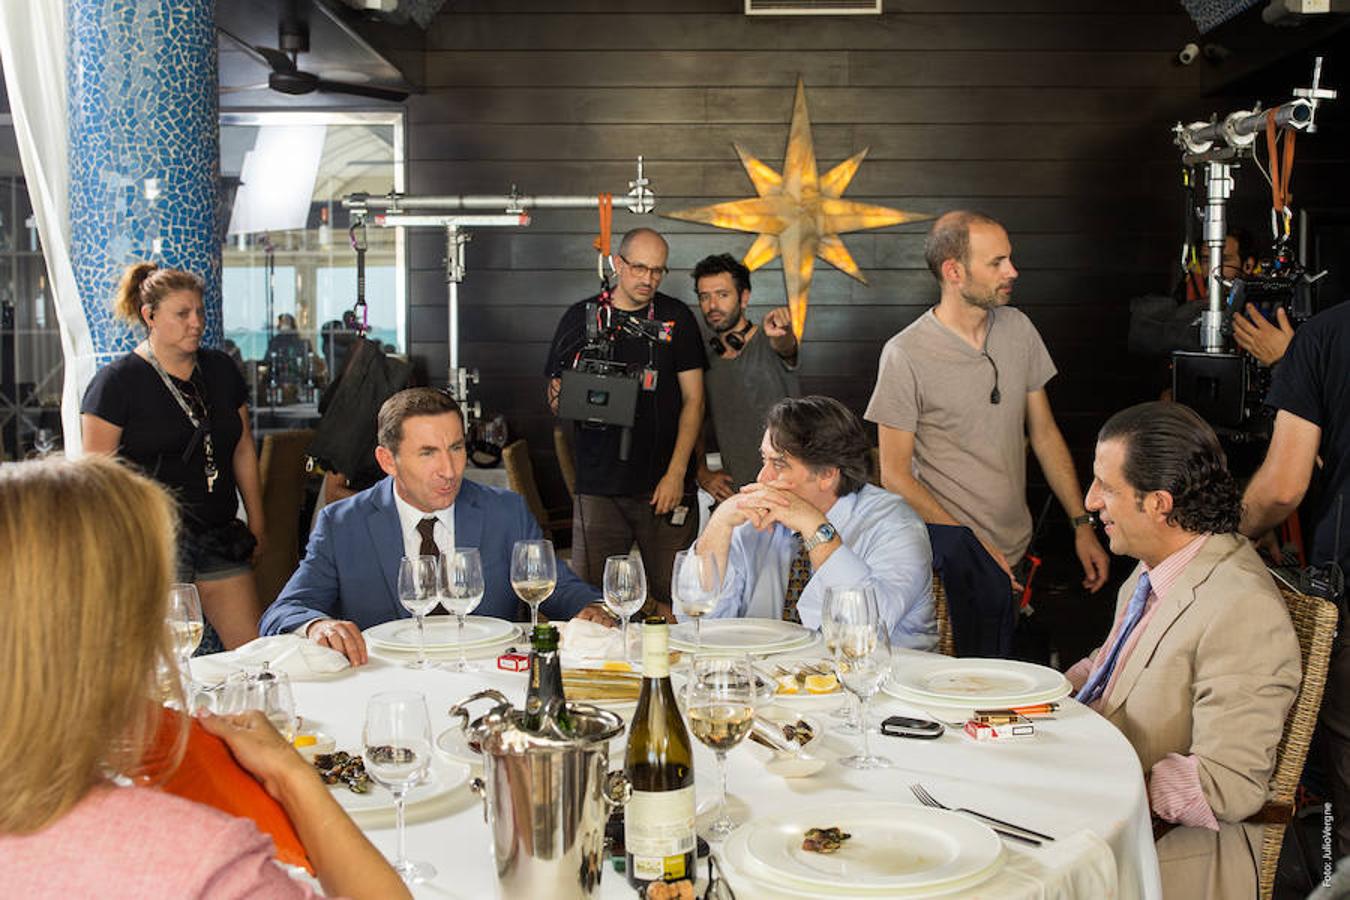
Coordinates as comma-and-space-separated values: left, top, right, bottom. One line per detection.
0, 0, 95, 457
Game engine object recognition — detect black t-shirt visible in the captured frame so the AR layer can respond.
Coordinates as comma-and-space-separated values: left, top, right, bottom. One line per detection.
82, 348, 249, 532
1265, 301, 1350, 572
544, 292, 707, 496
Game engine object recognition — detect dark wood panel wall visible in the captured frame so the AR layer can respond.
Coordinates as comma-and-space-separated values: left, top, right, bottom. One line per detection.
403, 0, 1338, 508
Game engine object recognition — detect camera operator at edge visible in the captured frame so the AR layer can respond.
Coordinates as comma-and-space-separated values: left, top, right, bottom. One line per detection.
544, 228, 708, 618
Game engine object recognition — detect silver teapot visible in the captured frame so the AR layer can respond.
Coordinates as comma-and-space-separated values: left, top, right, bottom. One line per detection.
449, 689, 630, 899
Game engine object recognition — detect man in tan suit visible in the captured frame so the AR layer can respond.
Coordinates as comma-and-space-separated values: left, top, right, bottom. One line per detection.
1068, 401, 1301, 900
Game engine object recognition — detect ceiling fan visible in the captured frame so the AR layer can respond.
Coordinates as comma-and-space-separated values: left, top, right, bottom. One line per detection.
218, 16, 409, 102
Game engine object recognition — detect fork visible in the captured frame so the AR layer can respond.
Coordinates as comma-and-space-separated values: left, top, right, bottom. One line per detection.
909, 784, 1052, 845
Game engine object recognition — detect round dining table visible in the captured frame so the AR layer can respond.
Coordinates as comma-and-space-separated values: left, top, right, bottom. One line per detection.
287, 640, 1163, 900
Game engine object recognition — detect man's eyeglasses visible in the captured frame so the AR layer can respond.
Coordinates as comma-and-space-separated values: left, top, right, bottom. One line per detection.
619, 254, 669, 279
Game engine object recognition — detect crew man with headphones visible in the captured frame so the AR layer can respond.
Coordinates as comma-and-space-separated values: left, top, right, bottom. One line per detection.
692, 253, 800, 501
866, 211, 1108, 596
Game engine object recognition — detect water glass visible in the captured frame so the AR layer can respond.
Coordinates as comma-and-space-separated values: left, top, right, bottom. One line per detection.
364, 691, 436, 884
510, 539, 557, 629
603, 554, 647, 663
397, 555, 440, 669
440, 548, 485, 672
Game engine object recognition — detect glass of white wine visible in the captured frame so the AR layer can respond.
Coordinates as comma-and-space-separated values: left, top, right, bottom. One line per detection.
364, 691, 436, 884
671, 548, 722, 657
397, 555, 440, 669
822, 585, 892, 769
687, 654, 755, 840
510, 539, 557, 630
603, 554, 647, 664
439, 548, 485, 672
821, 587, 861, 735
166, 583, 204, 698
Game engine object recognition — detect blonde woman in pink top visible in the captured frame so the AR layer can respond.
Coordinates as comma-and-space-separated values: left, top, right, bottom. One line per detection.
0, 456, 409, 900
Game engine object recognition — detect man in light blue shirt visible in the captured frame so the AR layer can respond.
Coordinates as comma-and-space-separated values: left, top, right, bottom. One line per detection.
693, 396, 935, 650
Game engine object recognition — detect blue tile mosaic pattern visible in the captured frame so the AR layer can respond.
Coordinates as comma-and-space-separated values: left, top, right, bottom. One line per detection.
68, 0, 221, 363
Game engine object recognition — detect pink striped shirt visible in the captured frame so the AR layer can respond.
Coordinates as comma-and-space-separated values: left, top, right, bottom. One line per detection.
1067, 534, 1219, 830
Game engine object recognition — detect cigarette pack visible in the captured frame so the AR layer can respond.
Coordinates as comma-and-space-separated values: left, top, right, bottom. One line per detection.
963, 715, 1035, 742
497, 652, 530, 672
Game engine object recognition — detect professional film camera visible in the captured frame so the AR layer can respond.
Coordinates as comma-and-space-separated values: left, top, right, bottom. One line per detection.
556, 297, 674, 460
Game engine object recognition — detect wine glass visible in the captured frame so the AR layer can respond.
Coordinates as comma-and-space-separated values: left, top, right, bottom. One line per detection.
364, 692, 436, 884
687, 655, 756, 839
510, 540, 557, 629
166, 583, 204, 696
439, 548, 485, 672
397, 555, 440, 669
672, 548, 722, 656
821, 587, 861, 735
822, 585, 892, 769
603, 555, 647, 664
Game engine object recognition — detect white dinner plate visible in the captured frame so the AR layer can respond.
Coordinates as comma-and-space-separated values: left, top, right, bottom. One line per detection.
885, 657, 1071, 707
328, 756, 470, 816
729, 801, 1003, 895
365, 616, 518, 651
669, 618, 815, 655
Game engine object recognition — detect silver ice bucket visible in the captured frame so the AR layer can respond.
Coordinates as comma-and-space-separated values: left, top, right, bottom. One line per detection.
450, 689, 629, 899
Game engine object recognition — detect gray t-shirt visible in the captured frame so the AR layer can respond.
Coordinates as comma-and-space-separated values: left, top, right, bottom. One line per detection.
704, 325, 801, 489
864, 306, 1056, 564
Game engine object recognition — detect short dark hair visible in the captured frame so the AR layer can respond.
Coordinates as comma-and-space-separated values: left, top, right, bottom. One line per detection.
1227, 226, 1258, 265
692, 253, 751, 296
377, 388, 462, 456
923, 210, 1002, 283
765, 396, 872, 497
1097, 401, 1241, 535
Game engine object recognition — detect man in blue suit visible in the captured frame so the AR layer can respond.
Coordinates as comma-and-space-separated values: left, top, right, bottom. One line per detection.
260, 388, 608, 664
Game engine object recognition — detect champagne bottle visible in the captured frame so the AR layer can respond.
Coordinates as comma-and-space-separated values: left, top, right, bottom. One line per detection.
522, 624, 569, 732
624, 618, 696, 889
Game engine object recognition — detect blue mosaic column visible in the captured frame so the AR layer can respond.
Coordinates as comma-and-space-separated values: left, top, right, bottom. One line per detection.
68, 0, 221, 362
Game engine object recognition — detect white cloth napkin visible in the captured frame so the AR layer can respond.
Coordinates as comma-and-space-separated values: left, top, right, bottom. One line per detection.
190, 634, 350, 683
557, 618, 638, 667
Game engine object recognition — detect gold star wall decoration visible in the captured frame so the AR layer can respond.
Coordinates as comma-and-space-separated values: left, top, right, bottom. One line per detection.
664, 79, 931, 341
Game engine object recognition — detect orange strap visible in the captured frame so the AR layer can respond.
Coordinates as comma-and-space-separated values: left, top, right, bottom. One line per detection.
593, 192, 613, 258
1265, 109, 1297, 213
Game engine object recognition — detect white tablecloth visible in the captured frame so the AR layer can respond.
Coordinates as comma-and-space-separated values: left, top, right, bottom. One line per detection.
290, 650, 1162, 899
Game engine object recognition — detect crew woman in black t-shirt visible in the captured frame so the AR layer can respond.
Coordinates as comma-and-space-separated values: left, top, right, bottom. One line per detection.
81, 264, 265, 650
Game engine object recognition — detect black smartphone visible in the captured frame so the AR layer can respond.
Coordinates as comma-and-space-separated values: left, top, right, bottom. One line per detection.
880, 715, 945, 739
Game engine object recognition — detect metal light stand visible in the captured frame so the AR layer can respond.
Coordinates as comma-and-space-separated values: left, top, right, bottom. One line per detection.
1173, 58, 1336, 352
343, 157, 656, 420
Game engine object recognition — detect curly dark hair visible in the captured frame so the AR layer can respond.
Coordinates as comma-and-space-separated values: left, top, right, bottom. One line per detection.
1098, 401, 1242, 534
692, 253, 751, 295
765, 396, 872, 497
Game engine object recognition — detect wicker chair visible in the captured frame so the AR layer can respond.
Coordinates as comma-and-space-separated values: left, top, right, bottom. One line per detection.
1249, 585, 1339, 900
553, 425, 577, 502
933, 572, 955, 657
502, 439, 571, 545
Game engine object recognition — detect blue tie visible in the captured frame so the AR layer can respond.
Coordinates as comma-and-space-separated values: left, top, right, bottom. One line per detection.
1076, 571, 1152, 706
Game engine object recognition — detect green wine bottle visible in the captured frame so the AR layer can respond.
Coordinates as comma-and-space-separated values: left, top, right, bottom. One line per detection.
624, 618, 696, 889
522, 623, 569, 732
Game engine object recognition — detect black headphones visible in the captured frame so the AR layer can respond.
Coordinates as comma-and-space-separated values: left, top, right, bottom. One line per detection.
709, 318, 752, 356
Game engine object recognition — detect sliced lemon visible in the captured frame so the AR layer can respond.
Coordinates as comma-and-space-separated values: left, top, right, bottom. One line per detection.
803, 673, 839, 694
775, 674, 800, 694
293, 734, 318, 748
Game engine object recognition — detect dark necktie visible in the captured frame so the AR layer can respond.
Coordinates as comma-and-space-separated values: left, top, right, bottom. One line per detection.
416, 516, 440, 559
1076, 571, 1152, 705
782, 536, 812, 624
415, 517, 449, 615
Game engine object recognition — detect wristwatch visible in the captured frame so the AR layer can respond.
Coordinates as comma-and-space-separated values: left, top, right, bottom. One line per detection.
800, 521, 838, 552
1070, 514, 1095, 529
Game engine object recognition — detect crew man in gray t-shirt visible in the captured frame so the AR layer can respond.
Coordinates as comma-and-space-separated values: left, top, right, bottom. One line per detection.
865, 211, 1108, 595
691, 254, 801, 499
